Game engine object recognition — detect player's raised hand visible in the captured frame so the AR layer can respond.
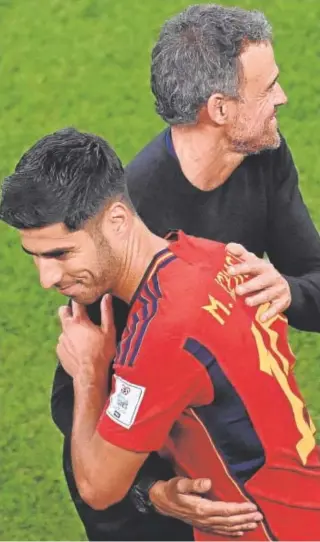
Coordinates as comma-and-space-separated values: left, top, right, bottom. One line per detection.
57, 294, 116, 379
226, 243, 291, 322
149, 477, 263, 536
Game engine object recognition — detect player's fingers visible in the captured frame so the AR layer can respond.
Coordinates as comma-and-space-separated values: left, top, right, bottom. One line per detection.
176, 477, 212, 495
56, 341, 62, 359
57, 331, 72, 351
56, 336, 69, 359
58, 305, 72, 327
72, 300, 88, 322
101, 294, 115, 333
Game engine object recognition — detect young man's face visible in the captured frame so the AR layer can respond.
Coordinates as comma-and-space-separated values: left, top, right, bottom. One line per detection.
20, 222, 118, 305
226, 41, 288, 154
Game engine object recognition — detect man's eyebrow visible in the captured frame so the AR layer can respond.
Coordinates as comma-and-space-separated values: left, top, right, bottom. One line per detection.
21, 246, 74, 257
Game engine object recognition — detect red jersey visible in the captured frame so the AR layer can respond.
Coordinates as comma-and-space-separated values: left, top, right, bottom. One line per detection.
98, 231, 320, 541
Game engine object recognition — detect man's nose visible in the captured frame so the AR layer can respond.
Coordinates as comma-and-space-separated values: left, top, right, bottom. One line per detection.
37, 258, 63, 289
275, 82, 288, 107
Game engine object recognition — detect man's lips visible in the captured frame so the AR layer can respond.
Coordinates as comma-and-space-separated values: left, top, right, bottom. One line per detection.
58, 284, 78, 294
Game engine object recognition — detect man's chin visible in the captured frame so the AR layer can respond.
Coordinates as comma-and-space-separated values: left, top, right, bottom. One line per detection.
246, 131, 281, 155
230, 129, 280, 156
261, 125, 281, 149
67, 293, 101, 306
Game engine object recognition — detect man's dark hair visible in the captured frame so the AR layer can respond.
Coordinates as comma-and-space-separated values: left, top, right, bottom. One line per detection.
151, 3, 272, 125
0, 127, 131, 231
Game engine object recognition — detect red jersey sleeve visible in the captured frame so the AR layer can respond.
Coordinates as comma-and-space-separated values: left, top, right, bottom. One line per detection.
97, 318, 211, 452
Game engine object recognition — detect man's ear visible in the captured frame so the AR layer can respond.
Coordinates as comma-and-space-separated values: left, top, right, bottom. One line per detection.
206, 93, 230, 126
100, 201, 130, 237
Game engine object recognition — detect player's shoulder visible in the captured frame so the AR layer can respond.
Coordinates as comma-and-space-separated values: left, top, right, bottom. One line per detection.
168, 232, 227, 274
123, 234, 231, 343
116, 284, 188, 369
156, 236, 228, 319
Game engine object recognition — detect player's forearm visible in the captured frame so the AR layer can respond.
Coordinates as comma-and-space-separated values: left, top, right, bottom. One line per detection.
71, 374, 142, 510
72, 371, 152, 511
71, 371, 109, 504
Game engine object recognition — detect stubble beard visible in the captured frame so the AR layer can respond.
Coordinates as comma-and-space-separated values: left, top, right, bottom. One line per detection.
228, 114, 281, 156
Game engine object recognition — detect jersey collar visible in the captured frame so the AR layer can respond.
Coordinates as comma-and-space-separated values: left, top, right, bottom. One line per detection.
129, 246, 173, 308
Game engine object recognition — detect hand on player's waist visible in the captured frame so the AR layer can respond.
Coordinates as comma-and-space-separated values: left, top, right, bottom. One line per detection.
149, 476, 263, 537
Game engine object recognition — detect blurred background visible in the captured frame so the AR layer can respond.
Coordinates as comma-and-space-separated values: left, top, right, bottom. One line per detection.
0, 0, 319, 539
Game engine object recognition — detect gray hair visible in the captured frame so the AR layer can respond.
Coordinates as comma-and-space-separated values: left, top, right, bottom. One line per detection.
151, 4, 272, 125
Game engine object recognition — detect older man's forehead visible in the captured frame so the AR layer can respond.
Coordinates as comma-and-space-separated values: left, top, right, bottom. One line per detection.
240, 42, 278, 84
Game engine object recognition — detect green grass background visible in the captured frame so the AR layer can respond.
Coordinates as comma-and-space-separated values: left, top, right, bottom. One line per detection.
0, 0, 320, 539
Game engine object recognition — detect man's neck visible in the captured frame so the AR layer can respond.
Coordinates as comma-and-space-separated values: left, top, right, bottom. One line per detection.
171, 124, 245, 191
112, 221, 168, 305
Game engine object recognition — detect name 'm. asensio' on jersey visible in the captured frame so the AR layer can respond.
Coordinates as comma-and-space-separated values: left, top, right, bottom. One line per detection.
97, 230, 320, 541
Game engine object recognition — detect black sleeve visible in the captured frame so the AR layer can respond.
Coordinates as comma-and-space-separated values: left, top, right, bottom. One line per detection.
50, 296, 129, 437
266, 136, 320, 332
51, 362, 74, 437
